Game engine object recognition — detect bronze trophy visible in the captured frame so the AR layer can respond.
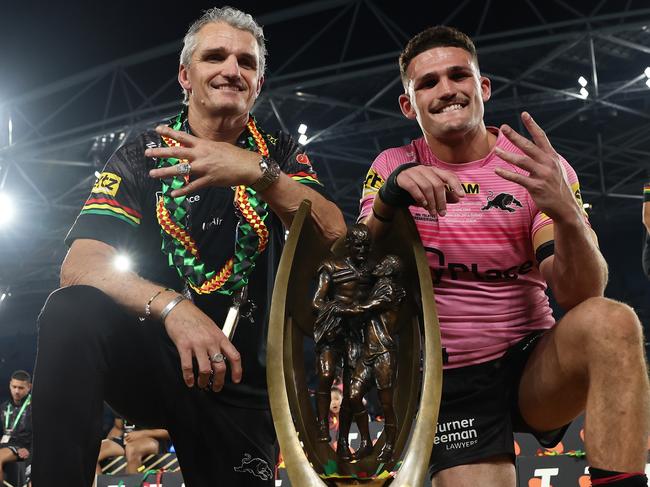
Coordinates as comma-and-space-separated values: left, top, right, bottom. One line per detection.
267, 201, 442, 486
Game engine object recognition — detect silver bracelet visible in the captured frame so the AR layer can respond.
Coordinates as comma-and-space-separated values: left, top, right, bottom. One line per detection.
159, 295, 185, 322
139, 287, 172, 322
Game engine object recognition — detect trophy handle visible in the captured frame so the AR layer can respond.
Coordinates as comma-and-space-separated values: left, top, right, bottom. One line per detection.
268, 200, 327, 487
390, 209, 443, 487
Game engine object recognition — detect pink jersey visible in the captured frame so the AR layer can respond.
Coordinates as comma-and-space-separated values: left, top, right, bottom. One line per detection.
359, 128, 588, 368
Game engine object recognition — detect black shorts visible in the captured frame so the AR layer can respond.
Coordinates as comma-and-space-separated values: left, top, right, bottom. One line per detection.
428, 331, 569, 477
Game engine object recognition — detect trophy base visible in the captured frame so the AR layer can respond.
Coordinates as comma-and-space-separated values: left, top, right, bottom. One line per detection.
326, 479, 391, 486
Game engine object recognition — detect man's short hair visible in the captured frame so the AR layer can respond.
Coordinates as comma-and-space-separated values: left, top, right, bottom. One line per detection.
399, 25, 479, 87
11, 370, 31, 383
180, 6, 267, 104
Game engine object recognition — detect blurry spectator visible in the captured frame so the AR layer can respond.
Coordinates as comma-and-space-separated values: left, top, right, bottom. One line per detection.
329, 387, 342, 434
95, 417, 170, 474
643, 181, 649, 279
0, 370, 32, 482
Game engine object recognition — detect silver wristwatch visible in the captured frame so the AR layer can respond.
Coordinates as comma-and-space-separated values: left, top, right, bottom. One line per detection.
250, 156, 281, 192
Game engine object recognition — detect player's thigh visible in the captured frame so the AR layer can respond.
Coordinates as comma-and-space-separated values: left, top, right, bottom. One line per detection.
517, 303, 607, 431
0, 447, 17, 463
432, 454, 515, 487
127, 437, 159, 456
99, 439, 124, 460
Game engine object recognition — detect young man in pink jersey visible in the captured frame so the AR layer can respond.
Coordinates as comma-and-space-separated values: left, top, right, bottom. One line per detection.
359, 26, 649, 487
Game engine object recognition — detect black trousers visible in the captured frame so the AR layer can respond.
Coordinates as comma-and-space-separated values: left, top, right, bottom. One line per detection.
31, 286, 276, 487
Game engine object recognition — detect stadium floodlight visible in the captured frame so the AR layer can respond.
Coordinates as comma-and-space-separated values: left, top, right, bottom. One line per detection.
114, 253, 132, 272
579, 87, 589, 99
0, 192, 15, 225
578, 76, 588, 87
298, 134, 308, 145
298, 124, 308, 135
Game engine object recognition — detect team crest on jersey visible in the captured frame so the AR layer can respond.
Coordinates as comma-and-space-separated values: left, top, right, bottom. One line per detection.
92, 172, 122, 197
296, 153, 312, 166
481, 191, 522, 212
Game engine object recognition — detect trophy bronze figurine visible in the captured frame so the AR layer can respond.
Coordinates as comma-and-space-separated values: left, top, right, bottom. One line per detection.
268, 201, 442, 486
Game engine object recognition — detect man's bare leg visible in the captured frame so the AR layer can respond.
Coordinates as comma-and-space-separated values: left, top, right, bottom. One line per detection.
125, 437, 159, 474
96, 439, 124, 474
431, 455, 515, 487
518, 297, 649, 473
0, 447, 19, 483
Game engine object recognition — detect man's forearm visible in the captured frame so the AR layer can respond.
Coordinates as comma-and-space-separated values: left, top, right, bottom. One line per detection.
549, 217, 608, 310
261, 174, 346, 243
61, 239, 179, 320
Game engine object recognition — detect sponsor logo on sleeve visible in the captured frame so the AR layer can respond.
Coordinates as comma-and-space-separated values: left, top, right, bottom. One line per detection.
92, 172, 122, 197
363, 168, 384, 198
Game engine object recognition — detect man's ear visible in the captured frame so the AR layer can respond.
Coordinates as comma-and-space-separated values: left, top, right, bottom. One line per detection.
399, 92, 417, 120
178, 64, 191, 93
480, 75, 491, 103
256, 75, 265, 97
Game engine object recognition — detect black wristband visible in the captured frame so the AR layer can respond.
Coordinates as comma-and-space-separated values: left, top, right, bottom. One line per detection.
378, 162, 419, 207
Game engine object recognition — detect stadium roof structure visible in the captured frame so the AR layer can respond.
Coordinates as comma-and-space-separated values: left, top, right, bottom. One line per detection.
0, 0, 649, 298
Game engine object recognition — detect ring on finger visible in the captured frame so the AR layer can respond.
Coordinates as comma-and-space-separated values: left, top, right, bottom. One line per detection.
177, 162, 191, 176
210, 352, 225, 364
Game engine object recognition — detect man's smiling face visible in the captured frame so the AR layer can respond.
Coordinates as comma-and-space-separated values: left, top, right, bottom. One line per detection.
179, 21, 263, 117
399, 46, 491, 143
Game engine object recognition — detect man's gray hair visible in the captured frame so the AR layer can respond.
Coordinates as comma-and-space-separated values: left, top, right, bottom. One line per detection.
180, 6, 267, 104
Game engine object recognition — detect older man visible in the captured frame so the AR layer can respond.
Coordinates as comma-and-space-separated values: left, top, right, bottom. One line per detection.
31, 6, 345, 486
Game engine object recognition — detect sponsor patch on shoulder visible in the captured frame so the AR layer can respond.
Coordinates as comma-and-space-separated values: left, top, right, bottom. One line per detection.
92, 172, 122, 197
364, 168, 384, 191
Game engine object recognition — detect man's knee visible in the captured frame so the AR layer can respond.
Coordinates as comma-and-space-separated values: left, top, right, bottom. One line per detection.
571, 297, 643, 352
38, 285, 120, 339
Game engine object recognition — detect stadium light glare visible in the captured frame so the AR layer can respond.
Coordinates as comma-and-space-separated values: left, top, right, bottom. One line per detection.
644, 67, 650, 78
0, 193, 15, 225
298, 124, 308, 135
578, 76, 588, 87
579, 87, 589, 99
298, 134, 308, 145
114, 254, 132, 272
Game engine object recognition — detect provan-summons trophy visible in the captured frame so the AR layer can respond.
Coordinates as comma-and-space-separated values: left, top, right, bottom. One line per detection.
267, 201, 443, 486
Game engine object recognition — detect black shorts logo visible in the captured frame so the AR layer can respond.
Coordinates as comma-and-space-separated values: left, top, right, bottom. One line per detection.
233, 453, 273, 480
